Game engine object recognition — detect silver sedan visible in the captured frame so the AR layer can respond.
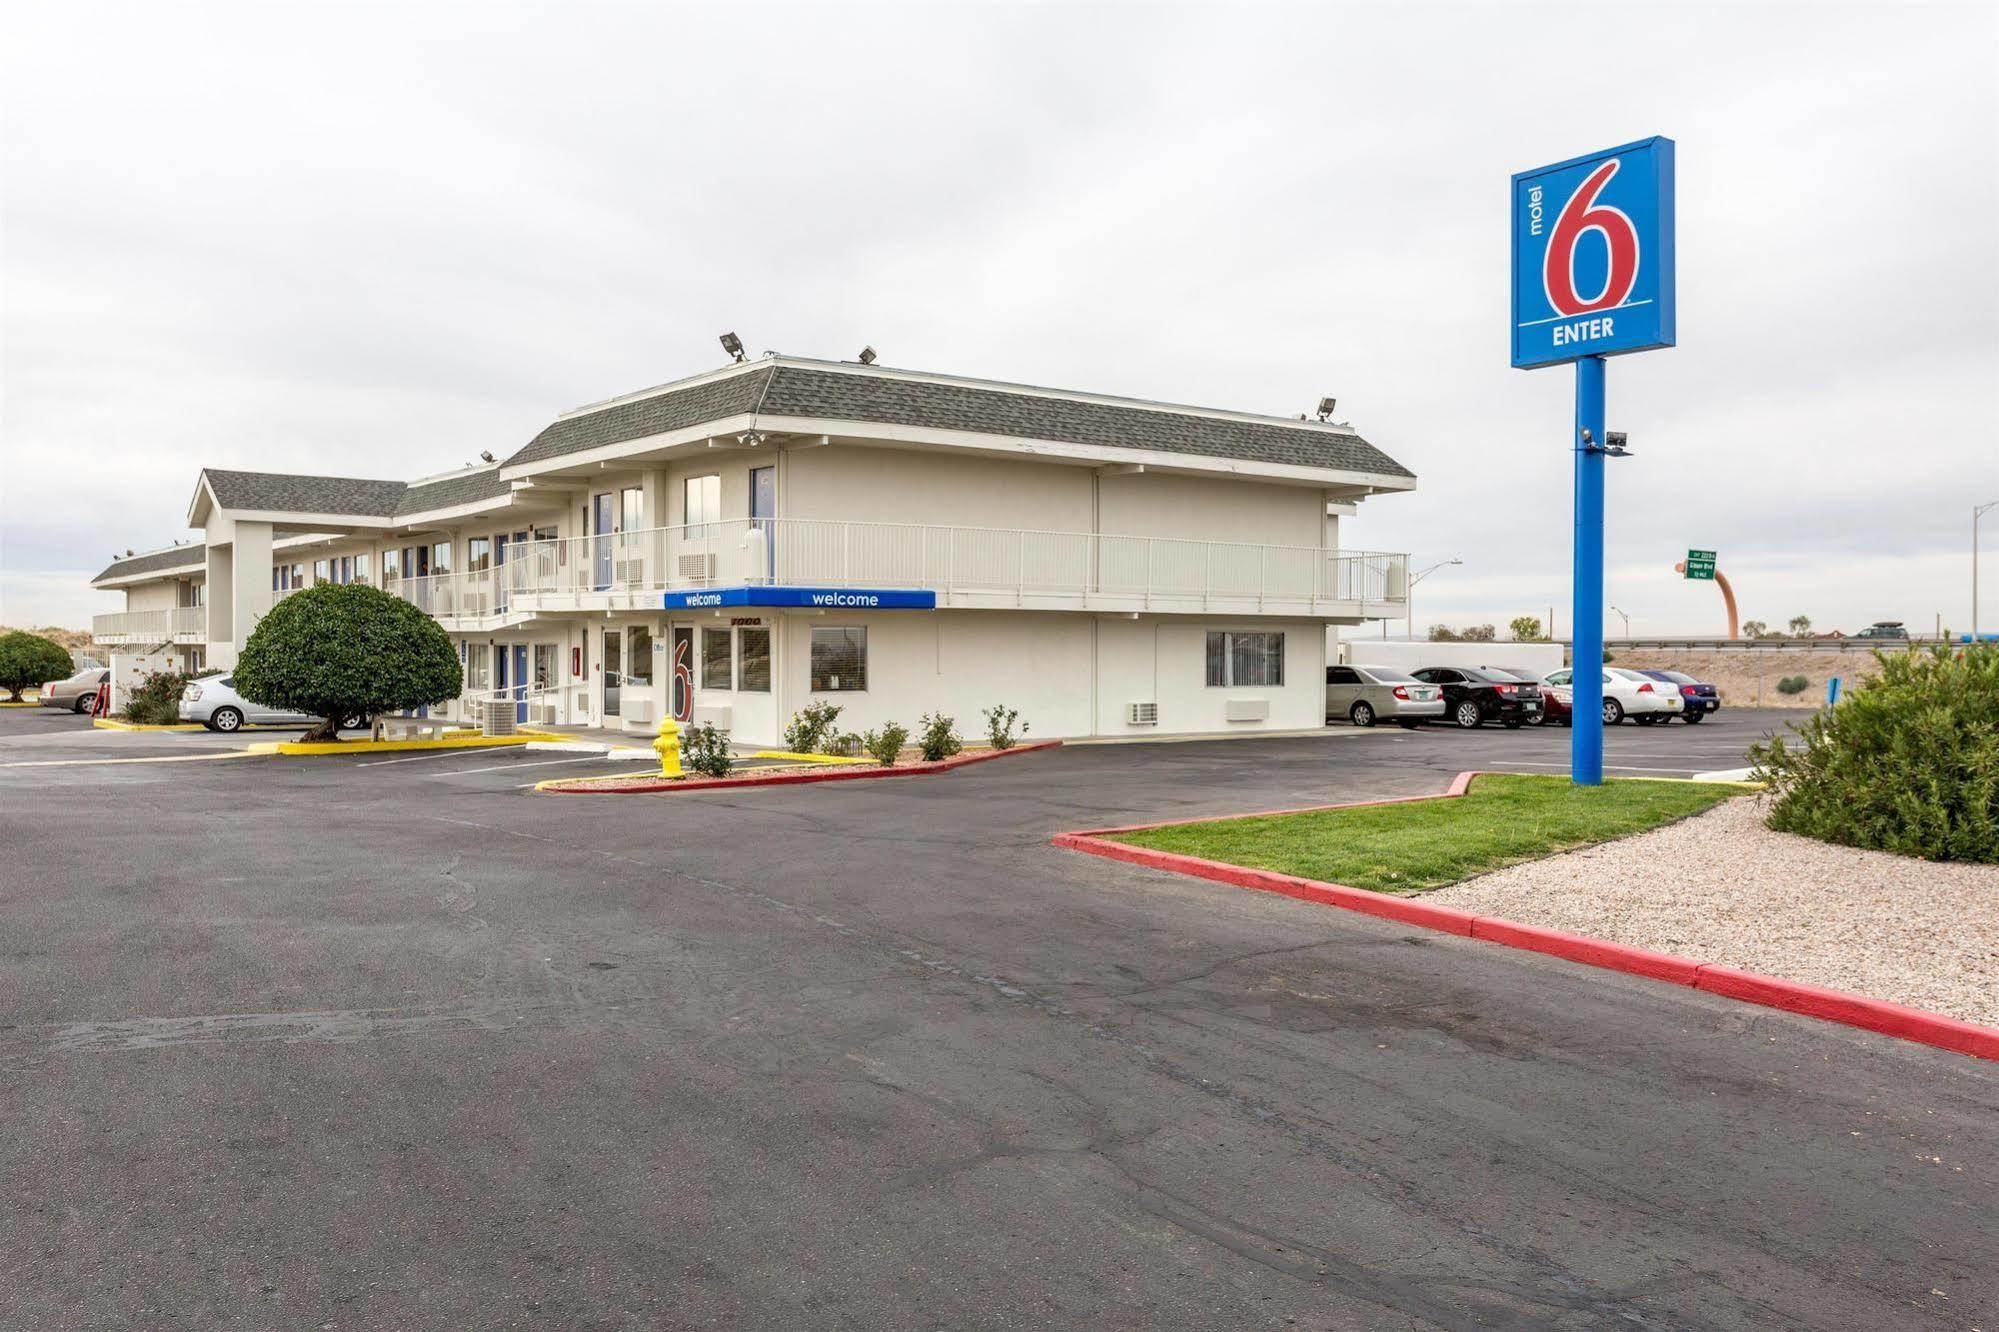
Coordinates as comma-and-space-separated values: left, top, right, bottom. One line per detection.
179, 675, 364, 733
1326, 665, 1447, 728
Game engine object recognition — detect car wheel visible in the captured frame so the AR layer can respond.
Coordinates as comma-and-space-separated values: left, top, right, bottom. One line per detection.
338, 713, 367, 731
1601, 698, 1624, 725
72, 694, 94, 714
1349, 701, 1376, 728
211, 706, 244, 733
1684, 711, 1705, 724
1526, 710, 1547, 726
1454, 700, 1483, 729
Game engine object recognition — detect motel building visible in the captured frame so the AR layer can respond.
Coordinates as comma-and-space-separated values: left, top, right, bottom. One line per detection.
89, 355, 1416, 744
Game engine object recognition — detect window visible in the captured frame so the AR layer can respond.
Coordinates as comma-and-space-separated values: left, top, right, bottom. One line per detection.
272, 567, 282, 591
621, 487, 645, 534
737, 627, 771, 692
701, 627, 733, 690
627, 626, 654, 686
1204, 631, 1284, 687
313, 559, 330, 583
466, 538, 491, 574
354, 553, 371, 585
431, 542, 452, 575
1326, 666, 1361, 685
466, 643, 491, 691
810, 627, 866, 692
533, 644, 556, 692
684, 474, 720, 532
290, 563, 304, 588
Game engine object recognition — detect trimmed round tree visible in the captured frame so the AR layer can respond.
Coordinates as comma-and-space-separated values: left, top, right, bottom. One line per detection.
234, 583, 462, 742
0, 630, 76, 701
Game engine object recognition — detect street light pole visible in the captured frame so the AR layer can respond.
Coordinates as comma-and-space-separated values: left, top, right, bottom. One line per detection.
1406, 558, 1463, 641
1608, 604, 1631, 638
1976, 501, 1998, 641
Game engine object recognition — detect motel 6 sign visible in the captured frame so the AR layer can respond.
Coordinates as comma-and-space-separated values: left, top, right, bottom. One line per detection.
1511, 137, 1676, 368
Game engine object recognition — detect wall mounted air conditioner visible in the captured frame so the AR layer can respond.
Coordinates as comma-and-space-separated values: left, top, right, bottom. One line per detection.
1126, 701, 1159, 725
677, 552, 717, 581
1224, 698, 1269, 723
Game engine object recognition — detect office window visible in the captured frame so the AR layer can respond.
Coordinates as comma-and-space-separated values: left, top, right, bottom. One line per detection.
627, 626, 654, 686
701, 627, 733, 690
684, 474, 720, 532
621, 487, 645, 534
737, 627, 771, 692
431, 542, 452, 575
1205, 631, 1284, 687
467, 537, 491, 573
810, 627, 866, 692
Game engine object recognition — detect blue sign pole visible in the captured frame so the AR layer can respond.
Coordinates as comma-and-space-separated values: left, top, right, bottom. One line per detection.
1571, 356, 1606, 785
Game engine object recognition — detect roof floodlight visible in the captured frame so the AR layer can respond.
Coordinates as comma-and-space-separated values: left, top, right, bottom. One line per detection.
1316, 397, 1337, 421
719, 332, 746, 362
858, 345, 878, 366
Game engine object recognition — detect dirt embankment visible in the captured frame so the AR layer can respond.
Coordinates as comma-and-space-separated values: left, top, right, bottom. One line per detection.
1604, 649, 1889, 708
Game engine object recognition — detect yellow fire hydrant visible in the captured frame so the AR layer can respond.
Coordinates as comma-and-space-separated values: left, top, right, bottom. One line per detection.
653, 715, 683, 779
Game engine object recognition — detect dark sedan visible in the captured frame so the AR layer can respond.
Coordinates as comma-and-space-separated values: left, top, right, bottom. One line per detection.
1411, 665, 1544, 729
1638, 669, 1720, 722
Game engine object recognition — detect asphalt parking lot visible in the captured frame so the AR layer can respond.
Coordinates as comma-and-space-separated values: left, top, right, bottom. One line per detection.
2, 706, 1992, 1329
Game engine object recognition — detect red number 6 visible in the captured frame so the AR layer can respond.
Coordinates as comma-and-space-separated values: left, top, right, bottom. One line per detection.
1543, 159, 1640, 316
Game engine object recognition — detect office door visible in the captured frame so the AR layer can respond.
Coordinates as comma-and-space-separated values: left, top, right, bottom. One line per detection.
602, 628, 622, 717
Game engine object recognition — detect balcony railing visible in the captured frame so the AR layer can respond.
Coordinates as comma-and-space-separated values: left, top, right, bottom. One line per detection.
380, 520, 1407, 622
92, 606, 206, 643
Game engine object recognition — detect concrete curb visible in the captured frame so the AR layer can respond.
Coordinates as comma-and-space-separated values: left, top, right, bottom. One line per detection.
539, 739, 1063, 794
1052, 772, 1999, 1063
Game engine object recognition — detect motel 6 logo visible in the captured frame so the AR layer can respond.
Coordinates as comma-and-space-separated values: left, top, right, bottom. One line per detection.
1511, 137, 1676, 370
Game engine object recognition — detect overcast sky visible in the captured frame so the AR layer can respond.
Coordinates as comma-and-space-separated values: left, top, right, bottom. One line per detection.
3, 1, 1995, 636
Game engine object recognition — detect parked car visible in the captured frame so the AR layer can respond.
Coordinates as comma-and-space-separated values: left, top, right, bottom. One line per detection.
1636, 669, 1720, 722
1410, 665, 1544, 729
1541, 667, 1684, 724
38, 667, 109, 713
1326, 665, 1446, 728
1480, 667, 1552, 725
180, 675, 365, 733
1854, 621, 1908, 640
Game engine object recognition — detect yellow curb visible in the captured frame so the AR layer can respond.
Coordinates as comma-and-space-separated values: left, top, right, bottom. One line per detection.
0, 750, 256, 769
749, 749, 871, 765
1, 700, 42, 708
253, 733, 542, 756
91, 718, 301, 733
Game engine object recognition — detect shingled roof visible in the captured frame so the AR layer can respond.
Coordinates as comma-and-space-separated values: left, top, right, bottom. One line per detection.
507, 360, 1415, 479
93, 544, 207, 584
394, 464, 509, 518
200, 468, 407, 517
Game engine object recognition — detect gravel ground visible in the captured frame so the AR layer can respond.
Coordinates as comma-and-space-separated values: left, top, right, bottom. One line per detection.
1431, 795, 1999, 1027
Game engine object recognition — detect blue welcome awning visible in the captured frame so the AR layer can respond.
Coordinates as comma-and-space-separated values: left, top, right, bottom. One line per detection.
662, 586, 938, 611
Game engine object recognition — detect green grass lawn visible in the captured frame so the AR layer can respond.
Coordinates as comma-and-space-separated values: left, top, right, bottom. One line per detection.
1109, 774, 1743, 894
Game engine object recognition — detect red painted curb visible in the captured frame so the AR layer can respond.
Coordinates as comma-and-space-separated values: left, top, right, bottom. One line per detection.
544, 739, 1061, 795
1053, 772, 1999, 1063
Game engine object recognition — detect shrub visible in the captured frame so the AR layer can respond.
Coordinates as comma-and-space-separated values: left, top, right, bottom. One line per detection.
1749, 644, 1999, 862
1775, 674, 1810, 695
679, 722, 734, 777
862, 722, 909, 766
916, 712, 962, 762
1508, 616, 1543, 642
982, 704, 1028, 750
826, 731, 864, 757
121, 669, 190, 725
234, 583, 461, 742
782, 701, 843, 753
0, 631, 74, 701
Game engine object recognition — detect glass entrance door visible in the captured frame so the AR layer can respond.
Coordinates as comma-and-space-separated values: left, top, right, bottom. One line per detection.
602, 628, 622, 717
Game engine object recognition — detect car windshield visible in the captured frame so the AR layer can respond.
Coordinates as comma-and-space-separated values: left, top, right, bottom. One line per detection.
1356, 667, 1417, 683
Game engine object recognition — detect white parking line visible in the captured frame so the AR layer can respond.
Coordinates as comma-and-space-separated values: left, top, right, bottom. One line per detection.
355, 747, 516, 767
437, 756, 612, 777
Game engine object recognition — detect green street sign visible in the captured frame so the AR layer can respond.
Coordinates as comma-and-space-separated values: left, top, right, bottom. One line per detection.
1685, 549, 1717, 581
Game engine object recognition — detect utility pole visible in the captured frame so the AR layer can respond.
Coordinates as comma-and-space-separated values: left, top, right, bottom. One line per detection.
1976, 501, 1998, 641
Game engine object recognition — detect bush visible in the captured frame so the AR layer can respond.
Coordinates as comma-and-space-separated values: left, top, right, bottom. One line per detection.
234, 583, 462, 742
0, 631, 74, 701
121, 669, 190, 725
1508, 616, 1543, 642
862, 722, 909, 766
679, 722, 733, 777
982, 704, 1028, 750
1749, 644, 1999, 862
826, 731, 864, 758
916, 712, 962, 762
1775, 674, 1810, 695
782, 701, 843, 753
